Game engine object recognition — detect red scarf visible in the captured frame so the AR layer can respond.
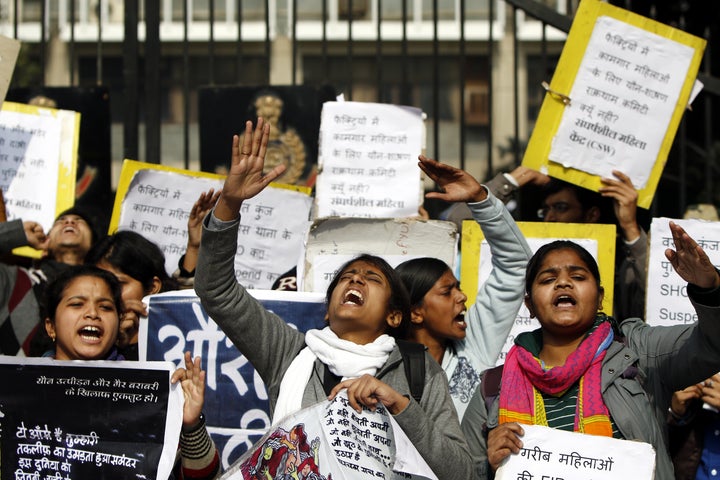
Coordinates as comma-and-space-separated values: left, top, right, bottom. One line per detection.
498, 321, 613, 436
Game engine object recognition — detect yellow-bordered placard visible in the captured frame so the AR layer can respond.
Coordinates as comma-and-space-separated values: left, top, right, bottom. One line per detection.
460, 221, 616, 315
109, 159, 311, 233
2, 101, 80, 258
523, 0, 706, 209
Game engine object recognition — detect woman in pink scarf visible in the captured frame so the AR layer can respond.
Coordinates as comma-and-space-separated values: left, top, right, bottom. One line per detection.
461, 223, 720, 480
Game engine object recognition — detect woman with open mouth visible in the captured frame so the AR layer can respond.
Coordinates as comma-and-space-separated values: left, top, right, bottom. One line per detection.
460, 224, 720, 480
194, 118, 472, 479
396, 155, 531, 421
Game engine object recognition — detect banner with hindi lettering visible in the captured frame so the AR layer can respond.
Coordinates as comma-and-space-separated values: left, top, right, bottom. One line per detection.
221, 391, 437, 480
495, 424, 655, 480
646, 217, 720, 327
0, 357, 183, 480
139, 289, 327, 470
110, 160, 313, 289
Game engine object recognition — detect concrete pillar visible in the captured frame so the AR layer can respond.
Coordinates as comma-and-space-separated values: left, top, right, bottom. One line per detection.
270, 35, 294, 85
45, 33, 71, 86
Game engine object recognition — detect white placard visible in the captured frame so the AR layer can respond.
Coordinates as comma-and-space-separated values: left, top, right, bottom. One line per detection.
117, 167, 313, 289
300, 217, 458, 293
315, 101, 423, 218
646, 217, 720, 327
496, 424, 655, 480
0, 107, 75, 231
549, 15, 694, 189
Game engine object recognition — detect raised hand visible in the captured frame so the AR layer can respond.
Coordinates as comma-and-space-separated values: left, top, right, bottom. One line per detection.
215, 118, 287, 221
665, 221, 720, 289
418, 155, 487, 204
171, 351, 207, 428
599, 170, 641, 242
23, 221, 47, 250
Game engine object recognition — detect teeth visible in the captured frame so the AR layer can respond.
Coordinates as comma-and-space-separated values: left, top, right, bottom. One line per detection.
343, 289, 363, 305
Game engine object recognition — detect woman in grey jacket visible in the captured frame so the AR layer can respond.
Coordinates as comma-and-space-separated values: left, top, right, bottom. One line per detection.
460, 225, 720, 480
194, 118, 472, 479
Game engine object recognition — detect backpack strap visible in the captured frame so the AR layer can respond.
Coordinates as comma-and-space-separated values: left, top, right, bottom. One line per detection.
396, 339, 426, 403
481, 364, 504, 414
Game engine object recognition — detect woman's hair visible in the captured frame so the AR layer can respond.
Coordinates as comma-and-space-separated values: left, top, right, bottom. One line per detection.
85, 230, 178, 294
325, 254, 412, 338
525, 240, 602, 295
395, 257, 451, 308
43, 265, 124, 324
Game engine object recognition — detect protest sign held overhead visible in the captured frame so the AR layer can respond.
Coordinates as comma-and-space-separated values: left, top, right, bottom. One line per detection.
221, 391, 437, 480
315, 101, 424, 219
0, 357, 183, 480
0, 101, 79, 258
110, 160, 313, 289
523, 0, 706, 208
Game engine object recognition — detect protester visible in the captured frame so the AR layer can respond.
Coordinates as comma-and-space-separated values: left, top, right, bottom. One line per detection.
668, 373, 720, 479
443, 167, 648, 320
194, 117, 472, 478
85, 230, 179, 360
42, 264, 220, 479
395, 155, 531, 420
460, 223, 720, 480
0, 206, 98, 356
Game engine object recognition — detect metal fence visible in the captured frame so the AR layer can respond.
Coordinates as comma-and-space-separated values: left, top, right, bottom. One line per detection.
1, 0, 718, 221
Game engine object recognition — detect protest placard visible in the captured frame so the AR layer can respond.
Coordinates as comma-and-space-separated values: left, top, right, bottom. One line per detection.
314, 101, 424, 219
0, 101, 79, 258
221, 391, 437, 480
460, 221, 616, 365
0, 356, 183, 480
495, 424, 655, 480
523, 0, 706, 208
110, 160, 313, 289
139, 289, 328, 470
646, 217, 720, 327
299, 217, 458, 293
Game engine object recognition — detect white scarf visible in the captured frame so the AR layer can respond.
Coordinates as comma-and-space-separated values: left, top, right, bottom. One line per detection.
272, 327, 396, 425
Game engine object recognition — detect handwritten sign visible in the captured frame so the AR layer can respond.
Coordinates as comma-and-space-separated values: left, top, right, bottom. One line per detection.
222, 391, 437, 480
550, 15, 694, 189
140, 289, 328, 470
300, 217, 458, 293
460, 221, 616, 366
111, 160, 313, 289
522, 0, 705, 208
495, 424, 655, 480
646, 217, 720, 328
0, 102, 79, 256
0, 357, 183, 480
315, 101, 423, 219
